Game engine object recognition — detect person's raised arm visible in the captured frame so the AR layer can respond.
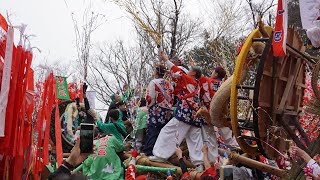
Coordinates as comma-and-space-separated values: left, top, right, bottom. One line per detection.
160, 51, 174, 70
96, 120, 114, 133
176, 147, 188, 174
258, 16, 269, 38
48, 139, 91, 180
202, 144, 211, 170
291, 146, 312, 163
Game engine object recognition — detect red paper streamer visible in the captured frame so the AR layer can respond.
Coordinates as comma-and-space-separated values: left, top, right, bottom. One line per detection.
0, 14, 8, 32
53, 77, 63, 166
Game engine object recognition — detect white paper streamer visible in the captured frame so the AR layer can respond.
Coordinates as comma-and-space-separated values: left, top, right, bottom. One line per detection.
0, 26, 14, 137
86, 90, 96, 109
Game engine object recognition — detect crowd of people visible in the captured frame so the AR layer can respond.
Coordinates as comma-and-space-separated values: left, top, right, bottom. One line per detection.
48, 50, 320, 180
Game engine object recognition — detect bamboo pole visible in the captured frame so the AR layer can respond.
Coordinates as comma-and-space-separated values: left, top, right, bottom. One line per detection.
230, 153, 289, 178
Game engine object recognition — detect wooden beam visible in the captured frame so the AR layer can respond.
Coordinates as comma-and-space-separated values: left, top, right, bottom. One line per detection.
278, 58, 302, 111
230, 153, 288, 178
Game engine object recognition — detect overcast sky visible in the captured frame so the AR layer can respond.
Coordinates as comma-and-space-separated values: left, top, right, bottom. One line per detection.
0, 0, 207, 111
0, 0, 206, 67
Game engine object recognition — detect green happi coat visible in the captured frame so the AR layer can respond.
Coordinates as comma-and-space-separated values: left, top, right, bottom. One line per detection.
136, 107, 148, 130
96, 109, 127, 143
81, 135, 124, 180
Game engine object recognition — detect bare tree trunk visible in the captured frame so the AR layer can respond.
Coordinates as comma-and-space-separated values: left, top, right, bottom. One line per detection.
170, 0, 179, 58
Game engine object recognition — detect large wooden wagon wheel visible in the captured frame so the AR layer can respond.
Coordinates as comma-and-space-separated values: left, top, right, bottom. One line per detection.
230, 26, 274, 157
230, 26, 310, 159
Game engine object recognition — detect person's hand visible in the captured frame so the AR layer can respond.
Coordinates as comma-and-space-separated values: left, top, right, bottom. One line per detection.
188, 55, 196, 66
290, 146, 312, 163
222, 158, 229, 166
258, 16, 264, 29
202, 144, 208, 155
214, 161, 221, 169
160, 51, 168, 62
175, 147, 183, 159
309, 173, 320, 180
83, 83, 88, 94
289, 146, 298, 158
66, 138, 91, 167
132, 149, 139, 158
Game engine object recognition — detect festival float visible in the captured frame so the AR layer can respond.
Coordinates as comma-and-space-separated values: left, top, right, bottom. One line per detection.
1, 0, 320, 179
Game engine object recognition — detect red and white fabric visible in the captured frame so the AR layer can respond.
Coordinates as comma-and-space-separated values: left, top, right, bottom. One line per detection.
145, 78, 173, 109
272, 0, 288, 57
0, 26, 14, 137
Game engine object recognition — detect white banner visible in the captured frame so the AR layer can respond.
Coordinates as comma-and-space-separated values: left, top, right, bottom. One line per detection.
86, 91, 96, 109
0, 27, 14, 137
299, 0, 320, 29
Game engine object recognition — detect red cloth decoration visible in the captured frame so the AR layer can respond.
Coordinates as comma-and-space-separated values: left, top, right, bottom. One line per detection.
43, 74, 55, 165
0, 13, 8, 32
53, 77, 63, 166
181, 172, 191, 178
131, 149, 138, 158
201, 167, 218, 179
136, 175, 147, 180
272, 0, 288, 57
125, 164, 136, 180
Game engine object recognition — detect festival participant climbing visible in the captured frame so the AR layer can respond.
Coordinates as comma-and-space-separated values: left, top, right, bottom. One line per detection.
201, 144, 218, 180
175, 146, 191, 179
172, 56, 189, 74
135, 98, 148, 152
105, 93, 122, 122
175, 145, 218, 180
96, 109, 127, 143
115, 101, 131, 131
171, 56, 189, 106
106, 86, 131, 121
143, 64, 174, 156
210, 68, 239, 149
198, 68, 221, 163
150, 51, 205, 172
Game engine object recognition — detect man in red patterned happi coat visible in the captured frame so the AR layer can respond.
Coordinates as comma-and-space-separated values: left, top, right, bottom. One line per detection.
149, 51, 205, 171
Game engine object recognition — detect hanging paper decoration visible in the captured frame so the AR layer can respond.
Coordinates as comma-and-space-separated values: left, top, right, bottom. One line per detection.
0, 13, 63, 179
55, 76, 70, 100
86, 90, 96, 109
272, 0, 288, 57
0, 26, 14, 137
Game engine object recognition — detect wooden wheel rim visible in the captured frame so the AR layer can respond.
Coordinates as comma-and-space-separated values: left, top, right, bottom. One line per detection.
230, 26, 273, 156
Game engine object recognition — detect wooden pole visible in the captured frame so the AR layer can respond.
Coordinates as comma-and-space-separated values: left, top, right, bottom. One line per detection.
230, 153, 288, 178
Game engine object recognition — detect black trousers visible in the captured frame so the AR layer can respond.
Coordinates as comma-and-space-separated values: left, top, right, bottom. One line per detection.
143, 125, 164, 156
